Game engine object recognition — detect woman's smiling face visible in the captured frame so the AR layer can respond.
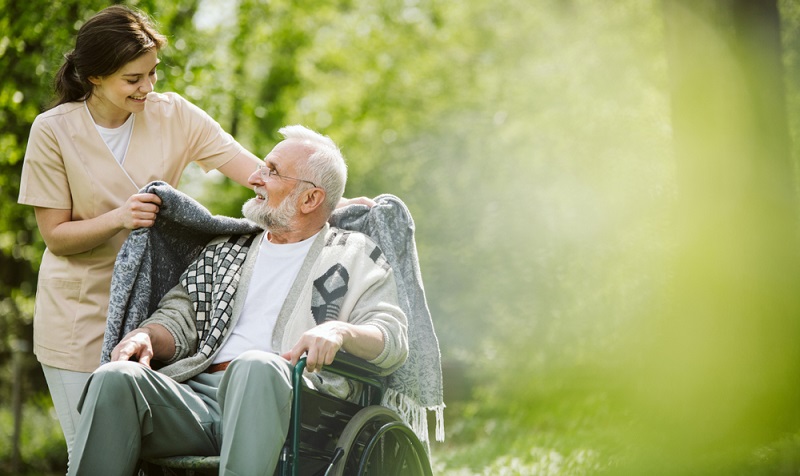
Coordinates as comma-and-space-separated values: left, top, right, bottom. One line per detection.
87, 49, 159, 124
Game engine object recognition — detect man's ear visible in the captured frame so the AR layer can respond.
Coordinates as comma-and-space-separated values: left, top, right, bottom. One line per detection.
299, 188, 326, 214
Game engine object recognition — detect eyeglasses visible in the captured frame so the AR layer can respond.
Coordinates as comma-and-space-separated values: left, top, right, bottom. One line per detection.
257, 164, 317, 188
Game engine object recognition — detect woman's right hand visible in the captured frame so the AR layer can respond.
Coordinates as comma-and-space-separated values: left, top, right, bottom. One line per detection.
35, 192, 164, 256
118, 193, 162, 230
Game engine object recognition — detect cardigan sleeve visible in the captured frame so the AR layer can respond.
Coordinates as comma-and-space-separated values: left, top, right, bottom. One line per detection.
139, 283, 199, 364
339, 240, 409, 373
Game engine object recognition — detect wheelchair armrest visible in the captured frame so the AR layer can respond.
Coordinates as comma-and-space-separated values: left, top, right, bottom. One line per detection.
294, 351, 390, 395
327, 350, 393, 377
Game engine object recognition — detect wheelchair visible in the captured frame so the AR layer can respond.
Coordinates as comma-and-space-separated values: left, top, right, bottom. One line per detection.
141, 352, 434, 476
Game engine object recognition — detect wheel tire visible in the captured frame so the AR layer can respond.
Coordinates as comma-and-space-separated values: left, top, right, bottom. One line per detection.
328, 406, 432, 476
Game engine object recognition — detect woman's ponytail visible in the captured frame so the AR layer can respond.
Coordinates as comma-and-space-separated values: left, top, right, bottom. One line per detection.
53, 51, 91, 107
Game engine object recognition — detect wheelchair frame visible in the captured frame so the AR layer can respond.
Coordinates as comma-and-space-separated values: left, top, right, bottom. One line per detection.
144, 353, 432, 476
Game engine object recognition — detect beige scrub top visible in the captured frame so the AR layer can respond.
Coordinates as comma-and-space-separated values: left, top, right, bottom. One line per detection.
18, 92, 246, 372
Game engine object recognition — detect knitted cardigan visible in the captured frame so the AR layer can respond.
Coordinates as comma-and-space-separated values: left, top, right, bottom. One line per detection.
139, 227, 409, 398
102, 182, 445, 443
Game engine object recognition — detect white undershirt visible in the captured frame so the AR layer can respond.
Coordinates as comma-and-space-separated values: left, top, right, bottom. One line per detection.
85, 102, 135, 165
213, 231, 319, 363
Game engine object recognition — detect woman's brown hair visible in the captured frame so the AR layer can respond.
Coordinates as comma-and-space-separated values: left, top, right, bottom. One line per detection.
53, 5, 167, 107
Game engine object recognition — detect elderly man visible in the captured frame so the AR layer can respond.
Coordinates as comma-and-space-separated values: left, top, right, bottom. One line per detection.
68, 125, 409, 476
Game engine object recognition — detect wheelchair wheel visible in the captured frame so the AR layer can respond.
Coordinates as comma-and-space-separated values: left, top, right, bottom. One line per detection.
329, 406, 432, 476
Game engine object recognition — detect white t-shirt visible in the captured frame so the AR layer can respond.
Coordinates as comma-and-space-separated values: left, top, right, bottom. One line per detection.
86, 103, 135, 165
212, 231, 319, 363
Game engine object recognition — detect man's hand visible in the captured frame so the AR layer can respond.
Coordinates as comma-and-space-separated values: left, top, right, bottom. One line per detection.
281, 321, 385, 373
281, 321, 350, 373
110, 328, 155, 367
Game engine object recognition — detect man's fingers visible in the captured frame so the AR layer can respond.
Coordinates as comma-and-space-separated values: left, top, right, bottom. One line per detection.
282, 345, 304, 367
306, 341, 340, 373
287, 328, 344, 372
138, 353, 152, 368
324, 348, 336, 366
110, 329, 153, 363
111, 343, 135, 362
305, 346, 320, 372
110, 348, 124, 361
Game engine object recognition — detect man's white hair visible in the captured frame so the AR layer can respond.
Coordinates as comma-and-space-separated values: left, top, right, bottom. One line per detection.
279, 125, 347, 213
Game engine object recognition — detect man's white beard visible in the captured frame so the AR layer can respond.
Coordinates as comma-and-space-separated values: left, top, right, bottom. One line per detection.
242, 189, 298, 231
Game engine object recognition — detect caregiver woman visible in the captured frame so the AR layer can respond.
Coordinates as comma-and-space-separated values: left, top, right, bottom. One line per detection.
16, 6, 262, 455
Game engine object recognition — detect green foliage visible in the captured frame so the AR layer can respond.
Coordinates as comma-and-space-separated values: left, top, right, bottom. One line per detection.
0, 393, 66, 475
0, 0, 105, 407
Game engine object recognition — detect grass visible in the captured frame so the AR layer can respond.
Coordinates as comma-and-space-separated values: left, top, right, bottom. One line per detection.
430, 367, 623, 475
431, 381, 800, 476
5, 385, 800, 475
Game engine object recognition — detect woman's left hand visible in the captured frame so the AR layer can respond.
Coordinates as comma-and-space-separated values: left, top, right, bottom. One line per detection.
337, 196, 376, 208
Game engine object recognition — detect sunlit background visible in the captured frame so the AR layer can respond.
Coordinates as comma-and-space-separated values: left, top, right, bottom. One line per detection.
2, 0, 800, 474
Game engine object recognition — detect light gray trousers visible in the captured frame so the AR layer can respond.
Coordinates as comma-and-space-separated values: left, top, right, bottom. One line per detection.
40, 364, 91, 459
67, 350, 293, 476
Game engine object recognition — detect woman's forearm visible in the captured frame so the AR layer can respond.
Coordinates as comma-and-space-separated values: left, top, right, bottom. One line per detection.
34, 192, 162, 256
35, 207, 126, 256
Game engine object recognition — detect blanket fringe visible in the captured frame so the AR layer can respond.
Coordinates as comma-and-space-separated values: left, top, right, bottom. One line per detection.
381, 387, 446, 447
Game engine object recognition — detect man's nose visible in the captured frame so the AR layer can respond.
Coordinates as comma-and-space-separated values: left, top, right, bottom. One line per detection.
248, 168, 264, 186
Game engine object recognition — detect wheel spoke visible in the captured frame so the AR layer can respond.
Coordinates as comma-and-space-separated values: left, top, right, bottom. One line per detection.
331, 406, 431, 476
